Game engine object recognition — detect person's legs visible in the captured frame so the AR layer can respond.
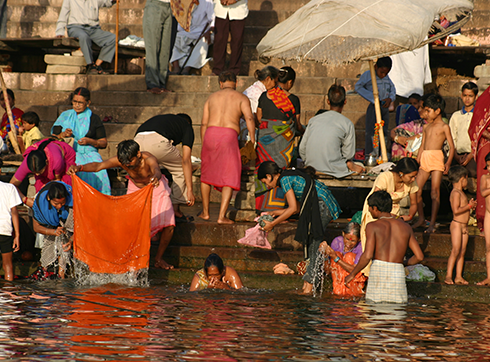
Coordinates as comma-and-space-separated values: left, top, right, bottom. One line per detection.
67, 25, 94, 64
199, 182, 211, 220
155, 225, 174, 269
157, 3, 173, 89
365, 104, 376, 156
412, 169, 430, 228
445, 221, 461, 284
478, 209, 490, 285
381, 106, 391, 155
426, 170, 442, 233
143, 0, 165, 90
454, 225, 469, 284
218, 186, 234, 224
0, 0, 7, 38
228, 18, 245, 75
212, 16, 229, 75
88, 26, 116, 64
2, 252, 13, 281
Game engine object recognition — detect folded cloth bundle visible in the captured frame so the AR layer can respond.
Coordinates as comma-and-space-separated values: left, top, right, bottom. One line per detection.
273, 263, 295, 274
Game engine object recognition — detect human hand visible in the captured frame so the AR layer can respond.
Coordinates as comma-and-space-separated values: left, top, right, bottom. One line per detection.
401, 215, 412, 221
318, 241, 328, 255
149, 176, 159, 187
53, 227, 65, 237
204, 29, 213, 44
186, 190, 195, 206
344, 273, 354, 285
62, 129, 73, 138
67, 165, 81, 175
209, 277, 228, 289
469, 198, 477, 209
443, 163, 450, 175
18, 126, 25, 136
12, 236, 20, 253
24, 197, 34, 208
261, 220, 274, 232
77, 137, 92, 146
382, 98, 391, 108
462, 153, 473, 167
62, 239, 72, 252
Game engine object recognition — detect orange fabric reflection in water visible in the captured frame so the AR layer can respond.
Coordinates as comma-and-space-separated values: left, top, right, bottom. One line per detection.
331, 251, 367, 297
72, 176, 153, 274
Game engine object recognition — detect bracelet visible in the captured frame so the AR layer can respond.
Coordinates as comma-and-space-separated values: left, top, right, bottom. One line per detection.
334, 256, 340, 263
22, 196, 27, 204
79, 164, 84, 172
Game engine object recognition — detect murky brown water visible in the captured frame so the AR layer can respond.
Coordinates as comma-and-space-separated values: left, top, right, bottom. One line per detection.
0, 280, 489, 361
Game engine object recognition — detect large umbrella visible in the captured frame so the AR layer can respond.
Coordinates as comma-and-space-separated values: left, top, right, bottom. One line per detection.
257, 0, 473, 161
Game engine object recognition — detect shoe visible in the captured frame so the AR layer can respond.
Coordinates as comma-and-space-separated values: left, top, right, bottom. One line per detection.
87, 65, 110, 75
147, 87, 164, 94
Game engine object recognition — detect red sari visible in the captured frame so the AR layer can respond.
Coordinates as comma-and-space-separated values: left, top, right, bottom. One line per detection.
469, 86, 490, 230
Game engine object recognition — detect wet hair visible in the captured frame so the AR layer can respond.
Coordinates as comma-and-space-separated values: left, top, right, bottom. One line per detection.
367, 190, 393, 213
343, 222, 361, 238
462, 81, 478, 97
0, 89, 14, 101
257, 160, 317, 180
70, 87, 91, 102
390, 157, 419, 175
448, 165, 468, 184
408, 93, 422, 102
177, 113, 192, 125
47, 182, 69, 201
278, 66, 296, 84
22, 111, 40, 126
376, 57, 392, 70
254, 66, 279, 81
424, 93, 446, 114
204, 253, 225, 276
327, 84, 346, 107
26, 139, 53, 173
218, 71, 236, 84
117, 139, 140, 165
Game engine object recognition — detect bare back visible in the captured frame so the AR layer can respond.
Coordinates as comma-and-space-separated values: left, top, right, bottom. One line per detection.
204, 89, 251, 134
423, 119, 450, 150
483, 174, 490, 213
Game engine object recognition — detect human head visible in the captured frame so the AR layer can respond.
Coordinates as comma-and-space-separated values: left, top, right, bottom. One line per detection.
176, 113, 192, 125
26, 139, 52, 175
46, 182, 69, 210
218, 71, 237, 90
204, 253, 225, 278
448, 165, 468, 185
408, 93, 422, 109
342, 222, 361, 251
327, 84, 346, 108
424, 93, 445, 121
257, 161, 282, 189
278, 66, 296, 91
21, 111, 40, 130
391, 157, 419, 185
461, 82, 478, 109
375, 57, 392, 79
368, 190, 393, 216
70, 87, 91, 114
0, 89, 15, 110
117, 139, 141, 167
254, 66, 279, 90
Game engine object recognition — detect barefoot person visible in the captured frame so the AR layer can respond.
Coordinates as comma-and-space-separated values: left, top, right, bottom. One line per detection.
445, 166, 476, 285
189, 253, 243, 291
199, 71, 255, 224
68, 140, 175, 269
345, 191, 424, 303
478, 152, 490, 286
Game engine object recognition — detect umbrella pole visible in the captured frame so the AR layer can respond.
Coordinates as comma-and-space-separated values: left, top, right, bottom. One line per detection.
0, 69, 20, 154
115, 0, 119, 74
368, 59, 388, 162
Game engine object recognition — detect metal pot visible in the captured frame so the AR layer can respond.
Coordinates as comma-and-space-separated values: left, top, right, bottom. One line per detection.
364, 154, 378, 167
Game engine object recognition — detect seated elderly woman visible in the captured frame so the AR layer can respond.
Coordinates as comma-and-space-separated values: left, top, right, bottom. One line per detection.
189, 253, 243, 291
319, 222, 366, 296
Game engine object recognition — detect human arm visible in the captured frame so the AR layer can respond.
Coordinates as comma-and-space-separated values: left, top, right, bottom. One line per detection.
189, 273, 201, 291
67, 157, 120, 175
406, 230, 424, 266
461, 152, 474, 167
298, 126, 308, 160
341, 122, 356, 162
145, 155, 163, 187
354, 72, 375, 104
78, 137, 107, 149
33, 219, 65, 237
444, 124, 455, 174
201, 100, 210, 143
182, 145, 195, 206
345, 224, 376, 284
53, 128, 73, 139
255, 107, 263, 128
294, 114, 304, 135
262, 189, 298, 232
417, 127, 426, 164
451, 190, 476, 216
223, 267, 244, 289
401, 191, 418, 221
9, 176, 34, 208
11, 207, 20, 252
319, 242, 356, 273
241, 97, 256, 144
481, 175, 490, 198
55, 0, 70, 36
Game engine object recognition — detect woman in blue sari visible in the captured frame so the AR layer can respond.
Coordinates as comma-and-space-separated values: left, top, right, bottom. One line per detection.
51, 87, 111, 195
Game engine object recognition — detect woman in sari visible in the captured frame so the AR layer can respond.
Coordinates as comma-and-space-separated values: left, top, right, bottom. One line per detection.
469, 86, 490, 231
255, 68, 301, 210
51, 87, 111, 195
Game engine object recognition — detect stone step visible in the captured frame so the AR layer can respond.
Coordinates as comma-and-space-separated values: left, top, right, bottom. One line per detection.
8, 0, 145, 9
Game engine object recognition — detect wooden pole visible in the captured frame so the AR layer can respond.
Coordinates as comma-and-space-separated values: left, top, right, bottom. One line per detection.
368, 59, 388, 162
115, 0, 119, 74
0, 69, 20, 154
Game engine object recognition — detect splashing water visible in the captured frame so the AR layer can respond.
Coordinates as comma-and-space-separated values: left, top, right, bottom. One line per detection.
72, 259, 149, 287
311, 251, 326, 298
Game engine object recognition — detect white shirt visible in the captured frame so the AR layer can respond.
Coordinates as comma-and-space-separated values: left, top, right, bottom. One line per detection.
0, 182, 21, 236
449, 109, 473, 154
56, 0, 114, 36
177, 0, 215, 39
214, 0, 248, 20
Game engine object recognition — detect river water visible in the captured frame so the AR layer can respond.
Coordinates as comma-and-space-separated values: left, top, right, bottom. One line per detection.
1, 280, 489, 361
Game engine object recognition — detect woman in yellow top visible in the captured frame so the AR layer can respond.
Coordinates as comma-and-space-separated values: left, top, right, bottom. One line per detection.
189, 253, 243, 291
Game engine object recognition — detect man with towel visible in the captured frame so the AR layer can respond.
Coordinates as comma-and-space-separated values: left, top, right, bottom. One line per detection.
345, 191, 424, 303
198, 71, 255, 224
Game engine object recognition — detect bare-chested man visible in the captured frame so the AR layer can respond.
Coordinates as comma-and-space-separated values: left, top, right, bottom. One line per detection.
198, 71, 256, 224
345, 190, 424, 303
68, 139, 175, 269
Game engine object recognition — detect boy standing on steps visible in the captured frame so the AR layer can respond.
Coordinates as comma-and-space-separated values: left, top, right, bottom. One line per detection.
412, 94, 455, 234
445, 165, 476, 285
477, 152, 490, 286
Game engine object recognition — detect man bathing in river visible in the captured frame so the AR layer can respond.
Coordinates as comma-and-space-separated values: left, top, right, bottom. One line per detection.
199, 71, 256, 224
68, 140, 175, 269
345, 191, 424, 303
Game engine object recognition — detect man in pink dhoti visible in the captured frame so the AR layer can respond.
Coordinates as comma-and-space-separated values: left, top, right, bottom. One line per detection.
199, 71, 256, 224
68, 139, 176, 269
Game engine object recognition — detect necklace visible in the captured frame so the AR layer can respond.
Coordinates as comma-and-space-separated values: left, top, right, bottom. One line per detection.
379, 216, 393, 219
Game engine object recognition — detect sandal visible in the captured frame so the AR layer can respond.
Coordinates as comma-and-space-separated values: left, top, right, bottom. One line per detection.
175, 214, 194, 223
87, 65, 110, 75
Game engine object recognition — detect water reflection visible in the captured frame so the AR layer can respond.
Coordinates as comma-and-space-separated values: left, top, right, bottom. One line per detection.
0, 281, 487, 361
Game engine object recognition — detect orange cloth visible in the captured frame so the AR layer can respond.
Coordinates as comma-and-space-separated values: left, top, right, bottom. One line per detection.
331, 251, 367, 297
419, 149, 445, 173
73, 176, 153, 274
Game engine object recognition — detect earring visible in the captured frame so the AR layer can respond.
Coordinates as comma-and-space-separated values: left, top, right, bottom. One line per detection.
399, 173, 403, 178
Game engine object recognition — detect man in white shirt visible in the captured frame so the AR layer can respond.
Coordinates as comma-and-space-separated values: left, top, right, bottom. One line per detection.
55, 0, 116, 74
212, 0, 248, 76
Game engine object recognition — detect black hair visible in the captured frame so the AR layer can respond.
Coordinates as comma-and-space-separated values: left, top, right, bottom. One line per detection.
47, 182, 69, 200
343, 222, 361, 238
486, 151, 490, 163
462, 81, 478, 97
70, 87, 91, 102
0, 89, 14, 101
218, 71, 237, 84
424, 93, 446, 114
327, 84, 346, 107
376, 57, 392, 70
448, 165, 468, 184
204, 253, 225, 276
315, 109, 328, 116
22, 111, 40, 127
254, 66, 279, 81
408, 93, 422, 101
278, 66, 296, 84
391, 157, 419, 175
26, 139, 53, 173
177, 113, 192, 125
117, 139, 140, 165
367, 190, 393, 213
257, 161, 317, 180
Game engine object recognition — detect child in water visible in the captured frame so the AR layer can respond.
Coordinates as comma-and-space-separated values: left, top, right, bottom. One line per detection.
189, 253, 243, 291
